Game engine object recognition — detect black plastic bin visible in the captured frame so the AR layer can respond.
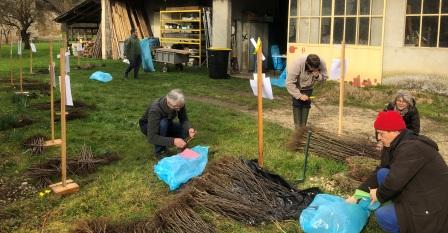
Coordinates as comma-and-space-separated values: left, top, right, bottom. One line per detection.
207, 48, 231, 79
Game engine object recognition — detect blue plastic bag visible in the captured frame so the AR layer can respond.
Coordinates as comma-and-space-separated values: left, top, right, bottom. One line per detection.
154, 145, 208, 191
140, 38, 156, 72
300, 194, 370, 233
271, 45, 285, 71
271, 69, 287, 88
89, 71, 113, 83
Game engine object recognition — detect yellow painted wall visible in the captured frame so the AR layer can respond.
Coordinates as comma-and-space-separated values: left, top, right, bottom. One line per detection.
382, 0, 448, 77
287, 43, 383, 84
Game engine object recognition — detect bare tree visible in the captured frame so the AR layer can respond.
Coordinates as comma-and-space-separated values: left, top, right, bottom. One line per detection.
0, 24, 14, 45
38, 0, 64, 14
0, 0, 36, 49
38, 0, 84, 14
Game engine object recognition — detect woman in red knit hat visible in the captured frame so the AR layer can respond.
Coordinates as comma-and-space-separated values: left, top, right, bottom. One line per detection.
347, 111, 448, 233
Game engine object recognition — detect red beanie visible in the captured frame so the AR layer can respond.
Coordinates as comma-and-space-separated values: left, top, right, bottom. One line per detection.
374, 111, 406, 131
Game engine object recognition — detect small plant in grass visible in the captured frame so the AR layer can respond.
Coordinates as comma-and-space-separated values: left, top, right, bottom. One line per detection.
22, 134, 47, 155
0, 114, 34, 131
11, 94, 30, 109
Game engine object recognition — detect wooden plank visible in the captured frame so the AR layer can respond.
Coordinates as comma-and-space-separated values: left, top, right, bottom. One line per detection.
166, 6, 200, 11
110, 1, 120, 58
137, 9, 152, 37
137, 9, 148, 37
113, 1, 126, 41
129, 7, 142, 38
50, 180, 79, 196
135, 10, 146, 37
120, 1, 133, 40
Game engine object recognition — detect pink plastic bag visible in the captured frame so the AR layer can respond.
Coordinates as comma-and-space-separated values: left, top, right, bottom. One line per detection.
180, 148, 199, 159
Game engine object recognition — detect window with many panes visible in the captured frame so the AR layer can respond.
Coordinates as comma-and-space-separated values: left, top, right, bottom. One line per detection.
288, 0, 384, 46
405, 0, 448, 47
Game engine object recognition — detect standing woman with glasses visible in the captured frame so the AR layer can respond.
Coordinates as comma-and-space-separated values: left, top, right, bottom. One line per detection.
286, 54, 328, 128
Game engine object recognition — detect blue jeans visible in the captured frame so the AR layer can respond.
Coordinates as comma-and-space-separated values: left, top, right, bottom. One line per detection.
375, 168, 400, 233
154, 118, 186, 154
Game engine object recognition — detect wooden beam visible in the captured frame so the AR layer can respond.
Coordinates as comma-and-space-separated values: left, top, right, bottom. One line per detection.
101, 0, 106, 59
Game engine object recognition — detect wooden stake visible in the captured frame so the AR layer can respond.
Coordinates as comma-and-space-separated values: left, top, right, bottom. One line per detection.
77, 39, 80, 66
77, 51, 80, 66
338, 41, 345, 136
29, 45, 33, 74
50, 47, 79, 195
9, 33, 13, 86
44, 41, 61, 147
257, 39, 264, 168
15, 39, 29, 95
19, 41, 23, 92
60, 48, 67, 186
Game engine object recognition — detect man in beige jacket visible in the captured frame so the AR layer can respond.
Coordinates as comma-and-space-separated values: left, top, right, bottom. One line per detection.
286, 54, 328, 128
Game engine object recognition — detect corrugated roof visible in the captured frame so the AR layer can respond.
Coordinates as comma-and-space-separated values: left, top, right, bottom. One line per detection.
54, 0, 101, 24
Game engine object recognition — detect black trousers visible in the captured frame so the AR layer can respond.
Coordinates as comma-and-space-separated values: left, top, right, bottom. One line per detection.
125, 56, 141, 79
139, 118, 186, 154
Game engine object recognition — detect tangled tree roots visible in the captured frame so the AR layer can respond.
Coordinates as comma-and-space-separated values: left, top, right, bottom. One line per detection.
188, 157, 319, 224
346, 156, 378, 182
55, 108, 89, 122
31, 100, 96, 122
75, 63, 106, 70
26, 146, 121, 187
23, 134, 47, 155
34, 68, 50, 74
32, 100, 97, 111
0, 114, 34, 131
74, 202, 214, 233
287, 126, 380, 162
73, 157, 319, 233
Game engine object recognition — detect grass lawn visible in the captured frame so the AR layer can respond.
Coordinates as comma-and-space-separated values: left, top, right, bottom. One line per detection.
1, 43, 447, 233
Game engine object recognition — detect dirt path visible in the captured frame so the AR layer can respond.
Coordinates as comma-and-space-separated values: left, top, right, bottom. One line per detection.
191, 96, 448, 161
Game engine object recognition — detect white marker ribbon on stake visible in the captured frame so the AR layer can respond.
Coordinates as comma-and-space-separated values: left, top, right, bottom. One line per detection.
59, 75, 74, 106
330, 58, 348, 81
65, 52, 70, 73
17, 40, 22, 55
77, 43, 84, 52
30, 43, 37, 53
250, 73, 274, 100
72, 44, 78, 57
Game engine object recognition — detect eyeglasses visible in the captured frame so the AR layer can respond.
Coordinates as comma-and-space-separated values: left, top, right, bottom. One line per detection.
306, 69, 320, 74
167, 101, 183, 111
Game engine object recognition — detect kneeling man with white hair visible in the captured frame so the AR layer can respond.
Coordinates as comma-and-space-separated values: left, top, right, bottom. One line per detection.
139, 89, 196, 159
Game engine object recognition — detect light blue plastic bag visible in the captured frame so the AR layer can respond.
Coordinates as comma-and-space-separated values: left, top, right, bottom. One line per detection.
271, 69, 286, 88
89, 71, 113, 83
154, 145, 208, 191
300, 194, 370, 233
140, 38, 156, 72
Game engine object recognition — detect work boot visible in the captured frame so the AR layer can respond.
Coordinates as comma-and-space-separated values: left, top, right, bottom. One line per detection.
154, 149, 168, 160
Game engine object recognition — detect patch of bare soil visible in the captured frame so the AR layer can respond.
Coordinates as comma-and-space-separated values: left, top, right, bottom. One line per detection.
191, 96, 448, 161
0, 177, 37, 206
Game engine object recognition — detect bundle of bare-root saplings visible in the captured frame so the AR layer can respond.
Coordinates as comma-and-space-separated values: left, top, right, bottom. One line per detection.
26, 146, 120, 188
73, 156, 320, 233
288, 126, 380, 162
